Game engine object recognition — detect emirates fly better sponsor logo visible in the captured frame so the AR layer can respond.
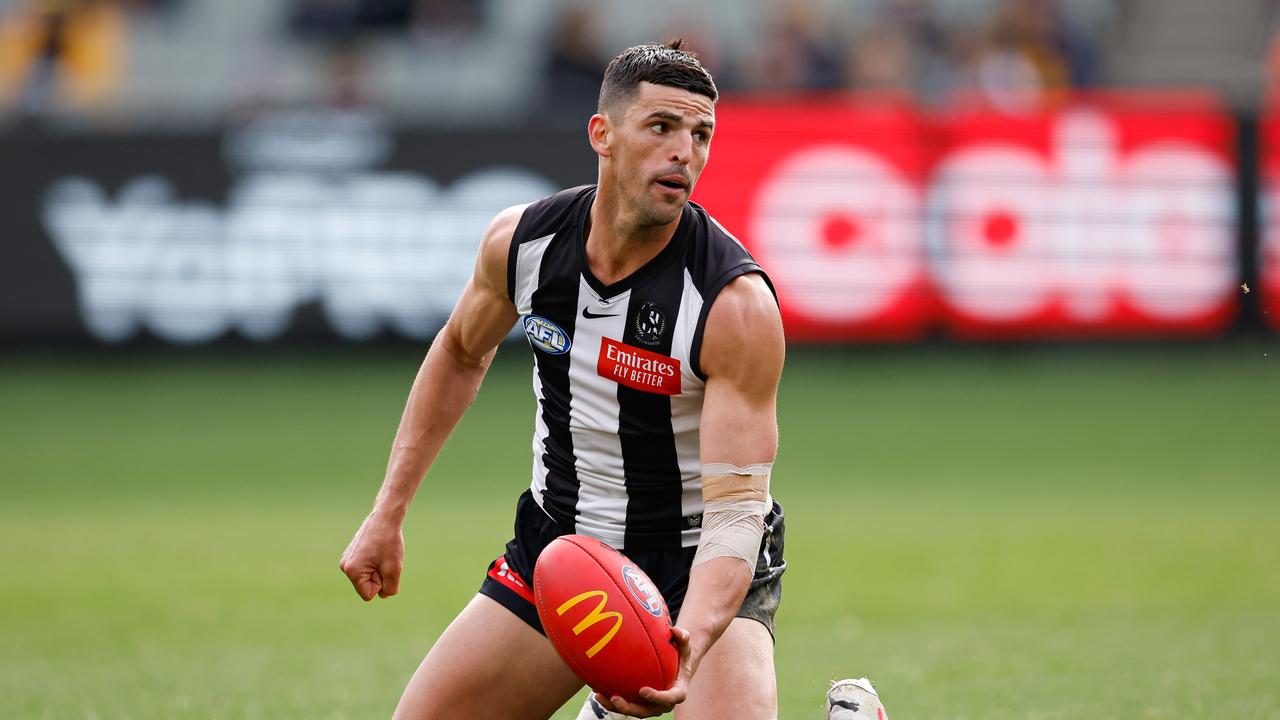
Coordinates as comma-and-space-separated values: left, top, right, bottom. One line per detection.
597, 337, 681, 395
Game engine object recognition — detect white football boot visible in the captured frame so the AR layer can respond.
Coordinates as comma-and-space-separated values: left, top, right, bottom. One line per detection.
574, 693, 638, 720
826, 677, 888, 720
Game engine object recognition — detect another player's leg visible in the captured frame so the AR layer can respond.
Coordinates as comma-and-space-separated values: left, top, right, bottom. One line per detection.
393, 593, 584, 720
825, 678, 888, 720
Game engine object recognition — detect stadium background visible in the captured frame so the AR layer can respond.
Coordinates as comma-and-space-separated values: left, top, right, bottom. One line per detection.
2, 0, 1278, 718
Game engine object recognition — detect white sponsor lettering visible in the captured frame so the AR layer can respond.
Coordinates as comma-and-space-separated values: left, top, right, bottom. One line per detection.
604, 342, 676, 376
750, 145, 923, 322
42, 108, 1237, 344
925, 110, 1235, 322
44, 168, 555, 343
497, 560, 524, 588
742, 109, 1235, 328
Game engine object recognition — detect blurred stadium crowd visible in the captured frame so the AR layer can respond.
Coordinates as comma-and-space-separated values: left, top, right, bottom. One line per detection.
1, 0, 1128, 129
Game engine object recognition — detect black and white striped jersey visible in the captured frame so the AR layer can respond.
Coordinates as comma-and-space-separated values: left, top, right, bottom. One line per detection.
506, 185, 774, 551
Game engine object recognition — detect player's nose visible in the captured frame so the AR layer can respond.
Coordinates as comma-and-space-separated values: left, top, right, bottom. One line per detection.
668, 133, 693, 165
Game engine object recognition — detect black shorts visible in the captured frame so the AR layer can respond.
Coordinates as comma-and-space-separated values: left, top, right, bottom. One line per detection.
479, 489, 786, 639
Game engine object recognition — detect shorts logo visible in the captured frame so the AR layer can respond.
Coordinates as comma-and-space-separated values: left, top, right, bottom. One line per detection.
597, 336, 681, 395
621, 565, 665, 617
523, 315, 571, 355
633, 302, 667, 346
496, 560, 524, 587
555, 589, 623, 658
486, 555, 533, 604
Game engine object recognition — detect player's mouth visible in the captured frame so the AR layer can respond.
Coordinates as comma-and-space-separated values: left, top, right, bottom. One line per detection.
654, 175, 689, 195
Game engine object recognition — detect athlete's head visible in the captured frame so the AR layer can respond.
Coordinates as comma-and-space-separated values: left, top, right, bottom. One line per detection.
588, 40, 718, 228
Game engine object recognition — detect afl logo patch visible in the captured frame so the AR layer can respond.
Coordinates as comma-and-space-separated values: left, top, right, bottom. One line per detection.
633, 302, 667, 346
523, 315, 571, 355
621, 565, 665, 617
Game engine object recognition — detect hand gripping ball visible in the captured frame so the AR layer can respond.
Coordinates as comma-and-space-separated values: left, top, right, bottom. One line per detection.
533, 535, 679, 703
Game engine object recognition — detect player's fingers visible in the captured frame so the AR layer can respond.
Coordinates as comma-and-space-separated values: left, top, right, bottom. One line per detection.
670, 625, 691, 652
607, 696, 665, 718
378, 562, 401, 598
593, 693, 619, 713
339, 555, 373, 598
356, 569, 382, 601
638, 685, 686, 707
668, 626, 693, 667
619, 685, 686, 716
339, 528, 364, 567
593, 693, 643, 715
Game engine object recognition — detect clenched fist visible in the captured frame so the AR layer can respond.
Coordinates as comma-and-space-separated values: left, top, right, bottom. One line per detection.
339, 513, 404, 600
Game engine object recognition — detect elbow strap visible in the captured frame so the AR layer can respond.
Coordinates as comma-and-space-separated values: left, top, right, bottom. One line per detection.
693, 462, 772, 569
701, 462, 771, 505
692, 499, 766, 569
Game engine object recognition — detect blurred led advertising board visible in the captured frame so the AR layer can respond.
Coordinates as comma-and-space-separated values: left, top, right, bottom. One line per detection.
0, 112, 591, 344
694, 94, 1239, 340
0, 96, 1254, 345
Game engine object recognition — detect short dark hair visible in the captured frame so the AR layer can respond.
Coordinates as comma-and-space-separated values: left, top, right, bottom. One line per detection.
598, 39, 718, 115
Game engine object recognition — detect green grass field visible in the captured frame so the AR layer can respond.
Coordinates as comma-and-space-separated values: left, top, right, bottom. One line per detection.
2, 344, 1278, 719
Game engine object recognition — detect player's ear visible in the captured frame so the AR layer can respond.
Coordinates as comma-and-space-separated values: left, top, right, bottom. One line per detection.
588, 113, 612, 158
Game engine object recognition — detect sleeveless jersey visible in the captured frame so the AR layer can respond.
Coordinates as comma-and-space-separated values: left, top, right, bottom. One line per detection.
507, 185, 774, 551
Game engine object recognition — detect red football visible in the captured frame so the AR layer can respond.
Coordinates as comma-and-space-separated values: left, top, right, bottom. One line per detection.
533, 535, 678, 703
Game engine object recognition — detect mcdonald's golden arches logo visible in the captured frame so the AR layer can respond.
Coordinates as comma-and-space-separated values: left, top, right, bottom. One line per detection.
555, 589, 623, 658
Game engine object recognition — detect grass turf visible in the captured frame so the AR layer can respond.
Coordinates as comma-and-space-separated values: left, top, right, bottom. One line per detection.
1, 343, 1278, 719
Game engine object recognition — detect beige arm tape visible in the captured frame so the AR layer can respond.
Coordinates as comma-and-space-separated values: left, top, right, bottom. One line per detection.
692, 463, 772, 569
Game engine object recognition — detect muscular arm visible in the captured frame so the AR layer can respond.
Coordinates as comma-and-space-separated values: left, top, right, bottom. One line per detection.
339, 204, 524, 601
607, 272, 784, 716
679, 272, 783, 672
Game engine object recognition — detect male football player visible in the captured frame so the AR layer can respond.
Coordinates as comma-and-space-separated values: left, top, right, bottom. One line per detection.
340, 40, 786, 719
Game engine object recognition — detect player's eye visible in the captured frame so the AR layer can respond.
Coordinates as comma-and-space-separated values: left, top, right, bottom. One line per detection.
694, 130, 709, 143
650, 122, 667, 134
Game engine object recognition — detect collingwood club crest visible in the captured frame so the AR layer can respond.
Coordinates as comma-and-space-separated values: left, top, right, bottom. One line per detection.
633, 302, 666, 346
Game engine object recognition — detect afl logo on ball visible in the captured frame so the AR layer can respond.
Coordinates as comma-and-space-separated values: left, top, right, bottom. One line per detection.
633, 302, 666, 346
523, 315, 571, 355
621, 565, 665, 617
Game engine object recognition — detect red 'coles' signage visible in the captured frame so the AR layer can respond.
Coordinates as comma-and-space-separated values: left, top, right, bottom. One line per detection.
695, 100, 932, 342
694, 94, 1239, 340
597, 337, 681, 395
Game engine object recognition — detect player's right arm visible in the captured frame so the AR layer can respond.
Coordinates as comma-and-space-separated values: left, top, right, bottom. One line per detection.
339, 204, 525, 601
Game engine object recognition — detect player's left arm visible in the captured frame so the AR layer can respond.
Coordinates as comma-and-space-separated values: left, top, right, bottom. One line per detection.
604, 272, 783, 717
